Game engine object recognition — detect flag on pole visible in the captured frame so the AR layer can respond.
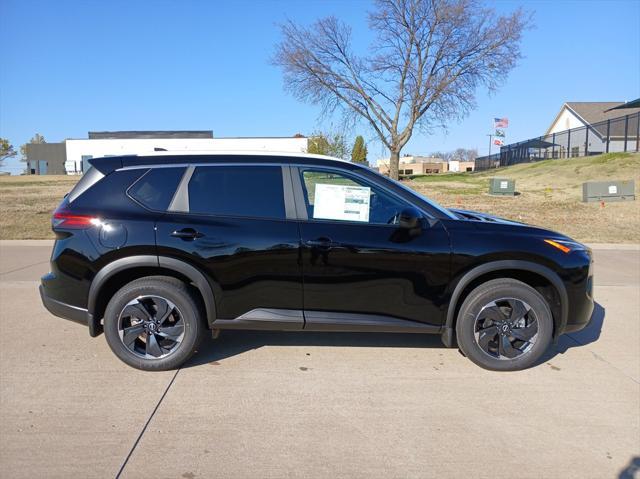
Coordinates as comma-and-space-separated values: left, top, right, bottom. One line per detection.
493, 138, 505, 146
494, 118, 509, 128
495, 129, 505, 137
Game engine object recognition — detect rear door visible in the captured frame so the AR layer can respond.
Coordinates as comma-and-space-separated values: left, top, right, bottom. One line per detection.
155, 163, 303, 324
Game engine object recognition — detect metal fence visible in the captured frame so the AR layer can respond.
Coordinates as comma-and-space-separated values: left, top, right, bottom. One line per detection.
475, 111, 640, 171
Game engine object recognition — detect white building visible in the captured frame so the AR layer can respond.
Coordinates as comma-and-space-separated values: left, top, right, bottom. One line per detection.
64, 131, 308, 174
545, 102, 640, 155
26, 131, 309, 175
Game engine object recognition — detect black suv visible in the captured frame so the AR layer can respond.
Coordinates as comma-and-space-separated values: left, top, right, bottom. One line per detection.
40, 153, 594, 371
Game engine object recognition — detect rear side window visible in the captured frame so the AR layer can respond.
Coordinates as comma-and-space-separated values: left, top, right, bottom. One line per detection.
70, 169, 149, 212
67, 167, 105, 203
188, 165, 285, 219
128, 167, 185, 211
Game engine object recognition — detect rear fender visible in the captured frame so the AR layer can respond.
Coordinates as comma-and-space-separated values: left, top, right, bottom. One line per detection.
87, 255, 217, 335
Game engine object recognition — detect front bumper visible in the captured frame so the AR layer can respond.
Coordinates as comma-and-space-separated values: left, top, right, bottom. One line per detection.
39, 284, 88, 326
561, 257, 595, 335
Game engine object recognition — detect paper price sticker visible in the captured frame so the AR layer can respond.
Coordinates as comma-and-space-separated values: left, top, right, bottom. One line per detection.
313, 184, 371, 222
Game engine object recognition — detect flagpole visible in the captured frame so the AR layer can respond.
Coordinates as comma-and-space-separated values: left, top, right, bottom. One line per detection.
487, 134, 493, 156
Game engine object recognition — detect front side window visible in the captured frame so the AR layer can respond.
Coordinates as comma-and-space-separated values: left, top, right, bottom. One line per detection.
301, 169, 407, 225
188, 165, 285, 219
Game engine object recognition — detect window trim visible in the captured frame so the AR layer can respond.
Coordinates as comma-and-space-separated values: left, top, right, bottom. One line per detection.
168, 166, 194, 212
291, 165, 417, 227
168, 163, 294, 221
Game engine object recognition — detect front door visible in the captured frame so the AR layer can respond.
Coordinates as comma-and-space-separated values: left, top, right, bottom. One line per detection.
155, 164, 303, 324
294, 167, 450, 327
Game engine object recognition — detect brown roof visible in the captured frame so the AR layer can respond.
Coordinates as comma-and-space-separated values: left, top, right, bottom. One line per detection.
565, 102, 640, 125
547, 102, 640, 139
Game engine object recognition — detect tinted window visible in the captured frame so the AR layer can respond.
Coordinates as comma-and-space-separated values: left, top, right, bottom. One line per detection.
301, 169, 407, 225
128, 167, 185, 211
188, 166, 285, 219
70, 169, 148, 211
68, 166, 105, 203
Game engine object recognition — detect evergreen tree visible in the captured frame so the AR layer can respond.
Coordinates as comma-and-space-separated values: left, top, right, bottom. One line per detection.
351, 135, 368, 165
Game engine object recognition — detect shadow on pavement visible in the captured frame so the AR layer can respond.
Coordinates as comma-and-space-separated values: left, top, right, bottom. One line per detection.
618, 456, 640, 479
185, 302, 605, 369
556, 301, 606, 351
185, 330, 446, 368
538, 301, 605, 365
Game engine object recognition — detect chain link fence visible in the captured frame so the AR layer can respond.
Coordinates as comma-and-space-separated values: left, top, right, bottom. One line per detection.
475, 111, 640, 171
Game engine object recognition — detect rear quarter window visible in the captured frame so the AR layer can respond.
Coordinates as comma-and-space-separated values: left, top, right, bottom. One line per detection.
67, 167, 105, 203
128, 167, 186, 211
70, 169, 149, 212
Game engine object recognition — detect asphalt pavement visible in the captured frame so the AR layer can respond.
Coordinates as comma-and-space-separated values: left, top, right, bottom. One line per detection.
0, 240, 638, 479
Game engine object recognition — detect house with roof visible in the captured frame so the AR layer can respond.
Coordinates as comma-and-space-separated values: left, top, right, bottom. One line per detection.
545, 102, 640, 155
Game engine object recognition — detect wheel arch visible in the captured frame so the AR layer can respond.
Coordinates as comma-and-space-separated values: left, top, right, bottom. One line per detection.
441, 260, 568, 347
87, 255, 217, 337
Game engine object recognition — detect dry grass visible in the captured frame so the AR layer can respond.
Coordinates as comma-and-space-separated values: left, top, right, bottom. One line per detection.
0, 175, 79, 239
0, 153, 638, 242
407, 152, 640, 243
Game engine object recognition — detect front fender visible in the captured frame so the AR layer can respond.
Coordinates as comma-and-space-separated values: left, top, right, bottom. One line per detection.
441, 260, 568, 347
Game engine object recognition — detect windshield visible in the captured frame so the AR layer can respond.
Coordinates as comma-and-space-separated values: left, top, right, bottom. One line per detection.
371, 170, 458, 219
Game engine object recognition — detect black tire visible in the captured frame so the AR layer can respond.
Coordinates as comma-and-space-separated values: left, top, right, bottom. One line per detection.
103, 276, 207, 371
455, 278, 553, 371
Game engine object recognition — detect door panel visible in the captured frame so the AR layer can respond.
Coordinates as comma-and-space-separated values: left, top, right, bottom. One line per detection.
299, 221, 450, 326
294, 166, 451, 326
156, 214, 302, 319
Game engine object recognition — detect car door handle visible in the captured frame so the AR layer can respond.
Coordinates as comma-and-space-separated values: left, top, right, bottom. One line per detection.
171, 228, 204, 240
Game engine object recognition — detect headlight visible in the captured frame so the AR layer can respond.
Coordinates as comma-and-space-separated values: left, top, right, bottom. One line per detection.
544, 239, 588, 254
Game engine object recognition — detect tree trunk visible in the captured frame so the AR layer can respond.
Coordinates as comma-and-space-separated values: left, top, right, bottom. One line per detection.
389, 149, 400, 180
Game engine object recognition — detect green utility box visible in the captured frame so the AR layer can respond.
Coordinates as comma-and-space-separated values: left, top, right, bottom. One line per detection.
582, 180, 635, 202
489, 178, 515, 196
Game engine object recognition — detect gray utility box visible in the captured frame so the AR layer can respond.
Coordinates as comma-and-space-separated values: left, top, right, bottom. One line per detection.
489, 178, 515, 196
582, 180, 635, 202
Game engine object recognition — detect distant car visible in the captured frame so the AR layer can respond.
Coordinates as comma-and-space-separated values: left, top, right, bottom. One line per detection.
40, 152, 594, 371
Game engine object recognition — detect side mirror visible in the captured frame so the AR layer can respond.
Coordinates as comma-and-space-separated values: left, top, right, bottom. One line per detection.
398, 207, 422, 229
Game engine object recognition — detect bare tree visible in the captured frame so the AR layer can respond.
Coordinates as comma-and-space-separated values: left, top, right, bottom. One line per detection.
0, 138, 16, 166
274, 0, 529, 179
452, 147, 478, 162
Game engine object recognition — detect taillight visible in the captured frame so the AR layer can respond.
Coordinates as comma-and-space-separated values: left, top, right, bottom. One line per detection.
52, 209, 99, 229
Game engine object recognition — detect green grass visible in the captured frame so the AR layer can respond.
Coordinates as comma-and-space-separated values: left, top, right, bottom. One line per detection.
408, 172, 481, 183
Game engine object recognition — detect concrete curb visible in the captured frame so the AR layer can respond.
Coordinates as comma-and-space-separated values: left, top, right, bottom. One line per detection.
586, 243, 640, 251
0, 240, 55, 246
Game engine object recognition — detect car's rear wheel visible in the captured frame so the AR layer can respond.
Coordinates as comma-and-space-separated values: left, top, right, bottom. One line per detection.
456, 278, 553, 371
103, 276, 206, 371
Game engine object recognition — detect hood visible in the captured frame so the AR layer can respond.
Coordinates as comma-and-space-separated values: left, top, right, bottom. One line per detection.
449, 208, 525, 225
448, 208, 575, 242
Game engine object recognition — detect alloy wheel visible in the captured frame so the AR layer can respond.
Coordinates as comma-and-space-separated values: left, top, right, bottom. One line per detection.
117, 295, 185, 359
473, 298, 539, 360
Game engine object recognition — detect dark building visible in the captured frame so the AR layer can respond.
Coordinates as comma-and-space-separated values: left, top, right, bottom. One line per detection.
88, 130, 213, 140
26, 143, 67, 175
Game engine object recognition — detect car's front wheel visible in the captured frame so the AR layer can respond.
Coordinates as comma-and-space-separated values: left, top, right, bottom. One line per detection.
103, 276, 206, 371
456, 278, 553, 371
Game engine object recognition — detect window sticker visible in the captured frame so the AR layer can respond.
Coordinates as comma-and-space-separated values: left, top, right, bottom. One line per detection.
313, 184, 371, 222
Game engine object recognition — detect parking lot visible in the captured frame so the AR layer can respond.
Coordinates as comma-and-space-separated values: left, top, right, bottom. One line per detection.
0, 240, 638, 478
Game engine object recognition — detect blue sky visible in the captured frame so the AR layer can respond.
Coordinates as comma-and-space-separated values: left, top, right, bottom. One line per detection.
1, 0, 639, 171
